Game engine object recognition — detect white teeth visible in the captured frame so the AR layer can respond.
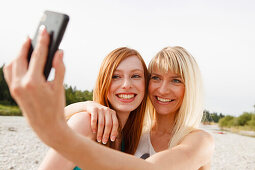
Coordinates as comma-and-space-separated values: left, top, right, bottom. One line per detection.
157, 97, 173, 102
118, 94, 135, 99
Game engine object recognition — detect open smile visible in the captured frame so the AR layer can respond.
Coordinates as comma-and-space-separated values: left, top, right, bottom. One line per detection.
116, 93, 136, 100
156, 96, 174, 103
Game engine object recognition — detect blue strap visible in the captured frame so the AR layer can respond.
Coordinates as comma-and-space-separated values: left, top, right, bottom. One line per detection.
73, 166, 82, 170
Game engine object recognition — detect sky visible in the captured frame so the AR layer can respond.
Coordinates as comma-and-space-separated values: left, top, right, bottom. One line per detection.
0, 0, 255, 116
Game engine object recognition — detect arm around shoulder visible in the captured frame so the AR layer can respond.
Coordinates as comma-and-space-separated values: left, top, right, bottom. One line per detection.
67, 111, 96, 140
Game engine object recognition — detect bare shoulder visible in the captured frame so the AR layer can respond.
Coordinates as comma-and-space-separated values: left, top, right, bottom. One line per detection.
67, 112, 96, 140
188, 129, 214, 146
181, 129, 215, 163
183, 129, 214, 149
188, 128, 213, 139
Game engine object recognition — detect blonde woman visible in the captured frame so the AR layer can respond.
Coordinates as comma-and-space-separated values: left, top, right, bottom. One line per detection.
5, 28, 214, 170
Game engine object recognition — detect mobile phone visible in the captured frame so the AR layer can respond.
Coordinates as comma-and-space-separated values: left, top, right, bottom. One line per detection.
28, 10, 69, 79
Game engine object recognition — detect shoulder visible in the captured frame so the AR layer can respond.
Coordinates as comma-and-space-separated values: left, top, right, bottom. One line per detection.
67, 112, 96, 140
181, 129, 215, 161
186, 129, 214, 147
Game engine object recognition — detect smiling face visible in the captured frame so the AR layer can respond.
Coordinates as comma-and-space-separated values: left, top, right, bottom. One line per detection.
107, 55, 145, 114
149, 66, 185, 116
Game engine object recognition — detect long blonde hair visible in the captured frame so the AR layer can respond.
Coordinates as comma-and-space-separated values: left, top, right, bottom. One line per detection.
147, 46, 204, 148
93, 47, 149, 154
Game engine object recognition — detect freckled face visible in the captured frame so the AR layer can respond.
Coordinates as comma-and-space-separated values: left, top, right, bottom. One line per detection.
149, 66, 185, 116
107, 56, 145, 114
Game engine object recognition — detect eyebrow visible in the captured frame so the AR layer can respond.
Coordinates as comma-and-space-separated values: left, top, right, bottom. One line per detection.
114, 69, 144, 72
151, 73, 182, 79
172, 75, 182, 79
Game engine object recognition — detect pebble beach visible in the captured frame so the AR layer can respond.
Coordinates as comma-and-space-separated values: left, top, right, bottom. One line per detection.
1, 116, 255, 170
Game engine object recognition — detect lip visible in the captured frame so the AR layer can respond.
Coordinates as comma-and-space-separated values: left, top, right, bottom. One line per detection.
116, 93, 137, 103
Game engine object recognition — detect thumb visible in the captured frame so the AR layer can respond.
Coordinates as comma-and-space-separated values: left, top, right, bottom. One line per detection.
52, 50, 65, 87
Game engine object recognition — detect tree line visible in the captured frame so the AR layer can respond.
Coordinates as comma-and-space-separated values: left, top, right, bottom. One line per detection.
202, 109, 255, 131
218, 112, 255, 131
0, 65, 93, 106
202, 110, 225, 123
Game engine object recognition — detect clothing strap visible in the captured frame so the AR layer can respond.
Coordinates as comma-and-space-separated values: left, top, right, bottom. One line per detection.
121, 139, 125, 152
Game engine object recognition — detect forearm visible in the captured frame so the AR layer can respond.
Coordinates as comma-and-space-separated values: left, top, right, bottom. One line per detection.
39, 149, 75, 170
47, 123, 154, 170
64, 101, 92, 119
65, 101, 92, 114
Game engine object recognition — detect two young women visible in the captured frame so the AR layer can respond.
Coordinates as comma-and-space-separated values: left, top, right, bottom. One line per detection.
5, 27, 214, 170
40, 45, 214, 169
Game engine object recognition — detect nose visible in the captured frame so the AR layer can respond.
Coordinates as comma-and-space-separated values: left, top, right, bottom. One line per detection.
158, 80, 171, 94
122, 77, 132, 89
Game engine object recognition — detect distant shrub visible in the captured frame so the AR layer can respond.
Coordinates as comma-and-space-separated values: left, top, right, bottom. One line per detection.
236, 112, 252, 126
247, 114, 255, 130
0, 104, 22, 116
219, 115, 234, 127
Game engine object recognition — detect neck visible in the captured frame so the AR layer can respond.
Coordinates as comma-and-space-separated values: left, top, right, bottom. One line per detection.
116, 111, 131, 130
152, 111, 176, 135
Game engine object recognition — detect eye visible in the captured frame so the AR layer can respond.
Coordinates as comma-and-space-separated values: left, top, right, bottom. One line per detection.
172, 78, 182, 83
112, 75, 120, 79
132, 74, 141, 78
151, 75, 160, 80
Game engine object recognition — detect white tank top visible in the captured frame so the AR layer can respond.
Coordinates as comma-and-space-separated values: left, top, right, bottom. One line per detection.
134, 131, 156, 159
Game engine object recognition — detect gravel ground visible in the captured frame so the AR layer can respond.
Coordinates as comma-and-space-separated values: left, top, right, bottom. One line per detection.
0, 116, 48, 170
1, 116, 255, 170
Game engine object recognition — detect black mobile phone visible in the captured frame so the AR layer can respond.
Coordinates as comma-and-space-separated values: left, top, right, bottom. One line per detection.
28, 10, 69, 79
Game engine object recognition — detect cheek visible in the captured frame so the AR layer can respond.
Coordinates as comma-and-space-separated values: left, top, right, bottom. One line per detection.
176, 86, 185, 100
107, 82, 116, 100
135, 79, 146, 92
148, 81, 156, 94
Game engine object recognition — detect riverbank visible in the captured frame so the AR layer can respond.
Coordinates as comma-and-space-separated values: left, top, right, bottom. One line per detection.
1, 116, 255, 169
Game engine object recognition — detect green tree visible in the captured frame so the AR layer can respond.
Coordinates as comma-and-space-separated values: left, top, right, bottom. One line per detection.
219, 115, 234, 127
64, 84, 93, 106
236, 112, 252, 126
202, 110, 212, 122
0, 65, 16, 105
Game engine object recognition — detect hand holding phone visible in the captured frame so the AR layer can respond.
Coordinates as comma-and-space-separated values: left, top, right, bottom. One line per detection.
28, 10, 69, 79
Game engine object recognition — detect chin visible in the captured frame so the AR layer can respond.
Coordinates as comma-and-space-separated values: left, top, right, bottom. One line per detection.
155, 108, 175, 116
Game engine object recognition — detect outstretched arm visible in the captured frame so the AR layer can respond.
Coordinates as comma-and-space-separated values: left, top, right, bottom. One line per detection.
4, 27, 214, 170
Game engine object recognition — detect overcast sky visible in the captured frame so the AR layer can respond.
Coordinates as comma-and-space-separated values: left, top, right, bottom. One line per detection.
0, 0, 255, 116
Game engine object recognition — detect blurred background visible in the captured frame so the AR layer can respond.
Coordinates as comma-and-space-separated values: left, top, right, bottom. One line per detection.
0, 1, 255, 169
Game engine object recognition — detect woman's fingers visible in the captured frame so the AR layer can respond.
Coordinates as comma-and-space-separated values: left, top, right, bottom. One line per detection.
4, 37, 31, 87
52, 50, 65, 88
102, 110, 113, 144
110, 111, 118, 142
28, 25, 50, 78
13, 37, 31, 78
3, 62, 13, 87
86, 104, 118, 144
97, 109, 104, 143
90, 108, 98, 134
